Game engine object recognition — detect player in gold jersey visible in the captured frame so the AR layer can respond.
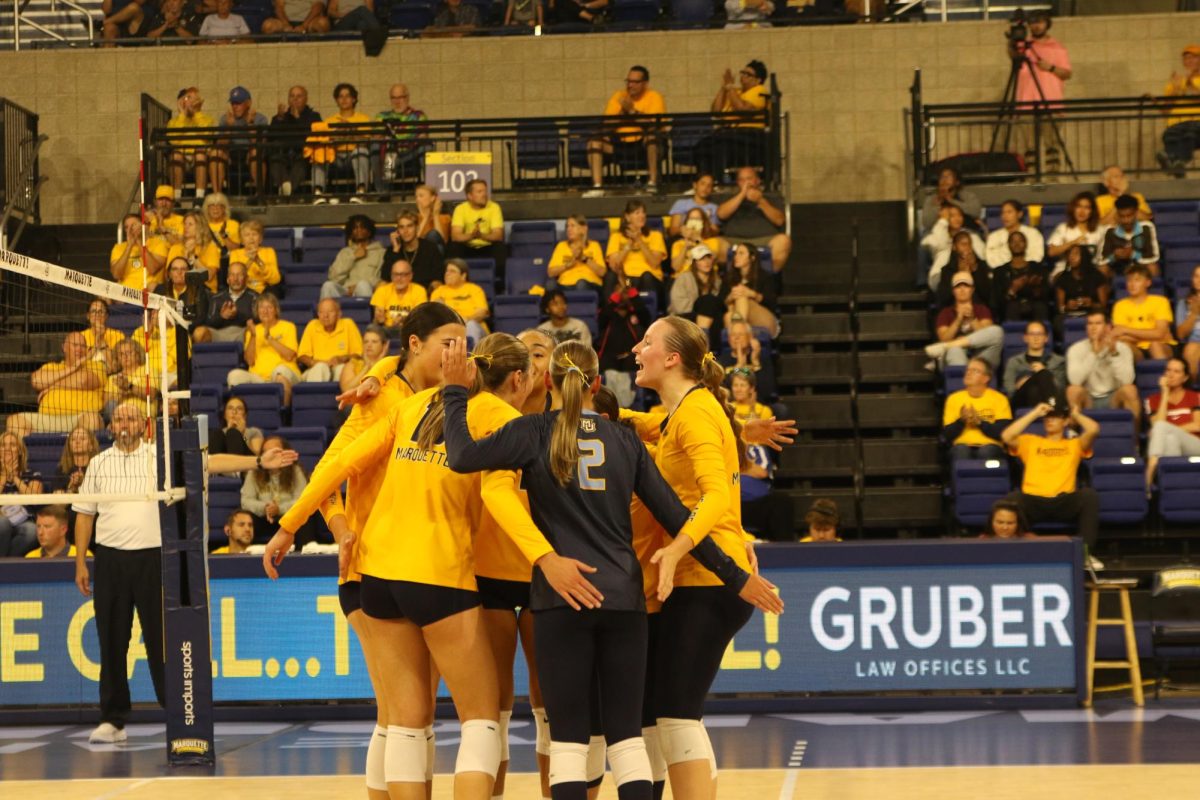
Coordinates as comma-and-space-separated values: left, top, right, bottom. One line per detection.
265, 303, 464, 800
632, 315, 760, 800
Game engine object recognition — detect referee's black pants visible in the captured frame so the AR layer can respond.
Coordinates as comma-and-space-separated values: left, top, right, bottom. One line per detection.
93, 544, 166, 728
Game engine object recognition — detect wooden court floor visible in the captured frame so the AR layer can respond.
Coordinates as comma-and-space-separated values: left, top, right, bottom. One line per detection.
9, 765, 1200, 800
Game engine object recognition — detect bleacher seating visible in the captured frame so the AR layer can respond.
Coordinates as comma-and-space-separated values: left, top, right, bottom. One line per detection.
1159, 457, 1200, 523
1089, 457, 1148, 525
1084, 408, 1137, 459
564, 291, 600, 338
507, 258, 548, 295
273, 426, 329, 473
466, 259, 497, 301
1135, 359, 1169, 398
207, 476, 244, 548
493, 295, 541, 335
192, 342, 242, 387
191, 385, 224, 423
292, 383, 342, 430
952, 458, 1011, 528
230, 383, 286, 430
339, 297, 372, 328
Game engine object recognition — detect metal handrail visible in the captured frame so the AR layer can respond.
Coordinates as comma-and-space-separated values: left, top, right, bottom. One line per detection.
13, 0, 94, 51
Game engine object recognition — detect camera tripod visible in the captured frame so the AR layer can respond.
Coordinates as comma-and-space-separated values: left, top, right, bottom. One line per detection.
989, 43, 1076, 179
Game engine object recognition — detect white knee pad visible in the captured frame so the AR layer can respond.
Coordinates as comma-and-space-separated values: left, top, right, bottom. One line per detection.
547, 741, 589, 787
641, 725, 667, 783
586, 734, 607, 783
498, 709, 513, 763
424, 725, 435, 782
455, 719, 501, 779
365, 725, 387, 791
384, 725, 428, 785
532, 706, 551, 757
656, 717, 709, 766
607, 737, 653, 787
699, 722, 718, 779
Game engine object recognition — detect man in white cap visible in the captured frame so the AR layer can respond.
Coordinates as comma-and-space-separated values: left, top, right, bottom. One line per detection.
925, 271, 1003, 369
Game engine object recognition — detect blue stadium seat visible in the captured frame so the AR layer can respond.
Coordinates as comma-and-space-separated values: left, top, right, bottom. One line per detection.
1089, 457, 1148, 525
510, 221, 557, 239
192, 342, 242, 387
285, 266, 327, 303
565, 290, 600, 337
108, 306, 143, 335
230, 383, 286, 428
1136, 359, 1169, 398
669, 117, 714, 168
506, 258, 548, 295
509, 123, 561, 184
943, 364, 997, 395
25, 433, 65, 485
301, 244, 342, 266
280, 299, 315, 330
292, 383, 341, 430
1062, 316, 1088, 350
952, 458, 1012, 528
207, 475, 243, 547
190, 385, 223, 424
1084, 408, 1136, 459
390, 0, 434, 29
465, 258, 497, 300
273, 426, 329, 473
493, 295, 540, 335
263, 227, 295, 257
339, 297, 372, 329
1159, 457, 1200, 523
587, 219, 611, 251
511, 241, 555, 260
638, 291, 658, 321
610, 0, 660, 23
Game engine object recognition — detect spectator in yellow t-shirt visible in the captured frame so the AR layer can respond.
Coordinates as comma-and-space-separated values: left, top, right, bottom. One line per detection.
111, 214, 168, 291
297, 298, 363, 383
228, 293, 302, 405
606, 200, 668, 298
371, 259, 430, 334
711, 61, 770, 122
1001, 402, 1101, 565
167, 87, 215, 198
147, 185, 185, 243
1095, 165, 1153, 225
210, 509, 255, 555
585, 65, 666, 195
202, 193, 241, 259
670, 207, 727, 275
1112, 264, 1174, 360
132, 308, 181, 388
228, 220, 281, 296
448, 179, 506, 268
798, 498, 842, 543
431, 259, 489, 342
166, 211, 223, 292
1157, 44, 1200, 176
24, 505, 88, 559
312, 82, 371, 203
548, 214, 607, 292
942, 358, 1013, 461
7, 332, 105, 439
81, 299, 126, 375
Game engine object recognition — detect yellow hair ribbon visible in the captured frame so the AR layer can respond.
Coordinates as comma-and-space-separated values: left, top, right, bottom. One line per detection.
557, 353, 591, 388
702, 351, 719, 367
469, 352, 494, 368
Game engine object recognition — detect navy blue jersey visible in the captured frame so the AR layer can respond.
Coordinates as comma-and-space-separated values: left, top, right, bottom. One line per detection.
442, 386, 746, 611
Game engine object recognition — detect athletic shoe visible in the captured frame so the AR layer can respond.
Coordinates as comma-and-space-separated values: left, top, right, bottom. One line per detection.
582, 188, 605, 198
924, 342, 948, 359
312, 191, 328, 206
646, 181, 659, 194
280, 181, 293, 197
348, 195, 365, 204
89, 723, 127, 744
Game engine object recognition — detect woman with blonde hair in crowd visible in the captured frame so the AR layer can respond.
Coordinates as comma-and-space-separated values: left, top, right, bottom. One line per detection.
167, 211, 222, 292
548, 214, 607, 293
228, 219, 282, 296
0, 431, 44, 556
56, 426, 100, 495
415, 184, 451, 245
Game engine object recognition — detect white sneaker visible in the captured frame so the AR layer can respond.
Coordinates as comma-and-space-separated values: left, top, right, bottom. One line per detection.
348, 195, 365, 204
582, 188, 605, 198
280, 181, 293, 197
312, 191, 328, 206
1087, 554, 1105, 571
924, 342, 948, 359
89, 722, 127, 744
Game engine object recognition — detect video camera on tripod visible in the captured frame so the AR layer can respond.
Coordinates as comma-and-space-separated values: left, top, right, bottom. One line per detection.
1005, 8, 1029, 46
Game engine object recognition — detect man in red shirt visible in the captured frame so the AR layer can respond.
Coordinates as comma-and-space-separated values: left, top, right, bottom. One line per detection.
925, 272, 1004, 369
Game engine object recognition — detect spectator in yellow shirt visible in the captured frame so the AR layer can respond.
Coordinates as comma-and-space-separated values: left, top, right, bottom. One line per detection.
298, 298, 363, 383
1112, 264, 1174, 360
228, 293, 302, 405
431, 258, 489, 342
312, 82, 371, 203
606, 200, 667, 297
448, 178, 506, 268
1157, 44, 1200, 176
228, 220, 282, 296
548, 214, 607, 292
166, 211, 222, 292
1002, 402, 1101, 566
210, 509, 255, 555
370, 259, 429, 334
697, 60, 771, 177
202, 192, 241, 264
798, 498, 842, 543
585, 65, 666, 194
167, 87, 215, 199
942, 357, 1013, 461
111, 214, 168, 291
82, 299, 126, 375
24, 506, 87, 559
147, 185, 185, 243
7, 332, 106, 439
1095, 165, 1153, 225
132, 309, 181, 389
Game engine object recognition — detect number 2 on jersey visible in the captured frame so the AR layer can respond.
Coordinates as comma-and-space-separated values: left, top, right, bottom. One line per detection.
577, 440, 606, 490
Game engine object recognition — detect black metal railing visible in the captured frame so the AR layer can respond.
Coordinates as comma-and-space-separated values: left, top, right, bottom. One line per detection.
142, 101, 784, 201
909, 90, 1200, 187
0, 97, 45, 244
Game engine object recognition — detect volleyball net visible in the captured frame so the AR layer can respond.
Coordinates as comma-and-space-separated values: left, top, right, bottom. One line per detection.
0, 247, 215, 765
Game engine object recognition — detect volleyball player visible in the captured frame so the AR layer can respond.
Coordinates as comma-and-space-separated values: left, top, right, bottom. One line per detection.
264, 303, 462, 800
631, 315, 762, 800
275, 333, 565, 800
439, 340, 776, 800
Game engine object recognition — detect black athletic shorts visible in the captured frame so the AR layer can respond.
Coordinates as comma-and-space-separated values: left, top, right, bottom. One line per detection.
338, 580, 362, 617
360, 574, 481, 627
477, 576, 531, 612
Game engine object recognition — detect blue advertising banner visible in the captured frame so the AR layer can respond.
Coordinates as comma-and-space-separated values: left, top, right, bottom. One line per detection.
0, 539, 1083, 708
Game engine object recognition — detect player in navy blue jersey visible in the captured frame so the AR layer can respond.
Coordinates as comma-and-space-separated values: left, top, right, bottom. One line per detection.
441, 339, 779, 800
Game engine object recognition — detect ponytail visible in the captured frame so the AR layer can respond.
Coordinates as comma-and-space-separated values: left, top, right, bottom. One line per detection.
548, 342, 600, 486
700, 351, 746, 468
416, 333, 529, 452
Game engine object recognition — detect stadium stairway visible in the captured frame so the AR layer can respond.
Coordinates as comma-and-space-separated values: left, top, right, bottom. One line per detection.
776, 201, 943, 537
0, 0, 101, 49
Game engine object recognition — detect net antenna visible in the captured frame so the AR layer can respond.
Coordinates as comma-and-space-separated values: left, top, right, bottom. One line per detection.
0, 247, 188, 506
